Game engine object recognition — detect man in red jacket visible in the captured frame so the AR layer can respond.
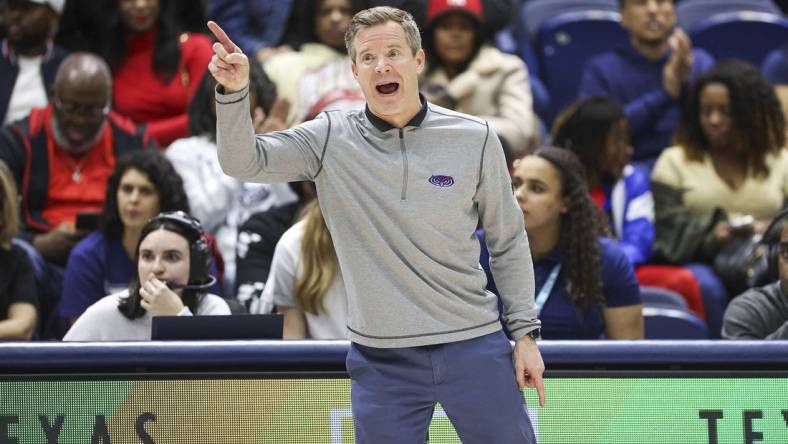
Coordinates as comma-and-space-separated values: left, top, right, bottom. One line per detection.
0, 52, 154, 336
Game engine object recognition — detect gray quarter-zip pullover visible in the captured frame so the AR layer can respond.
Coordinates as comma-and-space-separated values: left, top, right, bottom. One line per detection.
216, 86, 539, 347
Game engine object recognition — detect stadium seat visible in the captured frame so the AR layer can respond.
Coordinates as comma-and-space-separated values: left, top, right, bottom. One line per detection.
519, 0, 618, 41
643, 306, 709, 339
534, 10, 627, 123
640, 286, 690, 311
676, 0, 781, 32
494, 26, 551, 122
689, 11, 788, 67
762, 43, 788, 84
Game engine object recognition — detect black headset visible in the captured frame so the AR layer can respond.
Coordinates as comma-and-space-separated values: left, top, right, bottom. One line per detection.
146, 211, 216, 290
762, 208, 788, 282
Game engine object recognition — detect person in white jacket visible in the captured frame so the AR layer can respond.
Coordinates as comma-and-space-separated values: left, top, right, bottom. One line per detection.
63, 212, 230, 341
261, 201, 348, 339
420, 0, 537, 162
166, 62, 296, 295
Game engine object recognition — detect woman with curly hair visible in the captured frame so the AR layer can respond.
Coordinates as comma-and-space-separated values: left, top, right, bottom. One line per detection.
653, 60, 788, 267
552, 96, 710, 323
58, 150, 192, 325
481, 147, 643, 339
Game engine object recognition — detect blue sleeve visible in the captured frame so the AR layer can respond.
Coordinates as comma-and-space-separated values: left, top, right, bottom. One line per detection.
689, 49, 715, 80
577, 57, 610, 99
598, 238, 642, 307
617, 167, 655, 265
208, 0, 292, 56
578, 54, 674, 138
763, 45, 788, 84
622, 89, 674, 138
59, 235, 107, 318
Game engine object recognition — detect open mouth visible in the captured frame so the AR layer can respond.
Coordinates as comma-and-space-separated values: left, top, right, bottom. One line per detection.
375, 82, 399, 95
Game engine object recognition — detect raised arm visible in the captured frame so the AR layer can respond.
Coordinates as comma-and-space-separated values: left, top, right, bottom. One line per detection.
207, 21, 326, 184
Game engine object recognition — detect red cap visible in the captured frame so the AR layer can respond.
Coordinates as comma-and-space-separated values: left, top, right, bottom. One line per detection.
427, 0, 484, 25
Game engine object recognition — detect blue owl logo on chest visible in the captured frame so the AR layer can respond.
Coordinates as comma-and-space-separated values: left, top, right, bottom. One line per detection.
428, 175, 455, 187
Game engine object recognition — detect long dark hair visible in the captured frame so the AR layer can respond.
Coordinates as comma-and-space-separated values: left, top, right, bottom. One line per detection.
533, 147, 606, 312
99, 150, 190, 241
188, 61, 277, 140
118, 217, 202, 319
675, 60, 785, 177
551, 97, 625, 184
101, 0, 182, 83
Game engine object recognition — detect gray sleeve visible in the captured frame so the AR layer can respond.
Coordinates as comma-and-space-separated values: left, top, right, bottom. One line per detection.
215, 85, 329, 183
722, 290, 788, 340
765, 320, 788, 340
475, 124, 539, 340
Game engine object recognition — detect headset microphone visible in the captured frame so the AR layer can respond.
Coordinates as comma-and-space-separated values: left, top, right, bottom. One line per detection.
165, 275, 217, 291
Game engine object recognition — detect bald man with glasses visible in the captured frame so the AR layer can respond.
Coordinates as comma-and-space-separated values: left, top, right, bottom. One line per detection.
0, 52, 154, 338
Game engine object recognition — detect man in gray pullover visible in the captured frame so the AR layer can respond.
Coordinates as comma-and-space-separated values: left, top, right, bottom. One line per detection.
208, 6, 543, 443
723, 222, 788, 340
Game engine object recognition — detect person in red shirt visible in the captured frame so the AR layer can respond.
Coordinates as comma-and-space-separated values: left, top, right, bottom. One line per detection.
102, 0, 213, 147
0, 52, 153, 337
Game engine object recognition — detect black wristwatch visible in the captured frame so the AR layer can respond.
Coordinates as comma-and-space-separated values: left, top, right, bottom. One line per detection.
525, 328, 541, 340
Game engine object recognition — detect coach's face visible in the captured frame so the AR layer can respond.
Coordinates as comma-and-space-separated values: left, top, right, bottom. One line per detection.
352, 20, 424, 127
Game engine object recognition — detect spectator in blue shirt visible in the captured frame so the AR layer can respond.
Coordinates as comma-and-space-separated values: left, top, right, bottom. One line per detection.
58, 150, 192, 325
482, 147, 643, 339
577, 0, 714, 166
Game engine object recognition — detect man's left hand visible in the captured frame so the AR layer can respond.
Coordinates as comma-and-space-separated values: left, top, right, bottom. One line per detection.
513, 336, 546, 407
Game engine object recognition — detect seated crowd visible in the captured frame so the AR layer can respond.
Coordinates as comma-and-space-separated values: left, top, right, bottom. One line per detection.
0, 0, 787, 341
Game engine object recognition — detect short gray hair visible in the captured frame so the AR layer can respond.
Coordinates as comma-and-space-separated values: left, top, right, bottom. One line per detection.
344, 6, 421, 63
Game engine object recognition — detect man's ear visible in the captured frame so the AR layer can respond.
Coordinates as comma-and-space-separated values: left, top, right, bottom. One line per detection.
351, 61, 358, 78
415, 48, 425, 75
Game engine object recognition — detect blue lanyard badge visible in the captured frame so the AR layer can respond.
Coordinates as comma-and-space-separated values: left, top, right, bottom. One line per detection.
535, 264, 562, 316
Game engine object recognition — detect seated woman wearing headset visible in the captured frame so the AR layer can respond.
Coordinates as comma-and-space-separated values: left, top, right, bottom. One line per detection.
63, 211, 230, 341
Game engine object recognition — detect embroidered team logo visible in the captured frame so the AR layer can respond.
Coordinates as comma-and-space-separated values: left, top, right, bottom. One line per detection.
428, 175, 455, 187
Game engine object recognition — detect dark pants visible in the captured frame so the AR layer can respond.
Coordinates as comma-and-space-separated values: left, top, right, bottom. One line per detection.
347, 330, 537, 443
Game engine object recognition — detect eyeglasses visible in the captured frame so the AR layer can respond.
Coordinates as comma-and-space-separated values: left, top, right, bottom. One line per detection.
53, 97, 110, 119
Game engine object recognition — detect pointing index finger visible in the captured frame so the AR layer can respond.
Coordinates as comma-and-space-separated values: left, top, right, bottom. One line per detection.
207, 20, 236, 53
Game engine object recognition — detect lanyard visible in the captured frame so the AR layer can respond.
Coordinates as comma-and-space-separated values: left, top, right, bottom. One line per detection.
535, 264, 562, 316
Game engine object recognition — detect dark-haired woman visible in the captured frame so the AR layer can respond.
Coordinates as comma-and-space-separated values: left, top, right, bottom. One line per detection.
653, 60, 788, 264
59, 150, 191, 324
105, 0, 213, 146
551, 97, 708, 321
481, 147, 643, 339
652, 61, 788, 336
63, 212, 230, 341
